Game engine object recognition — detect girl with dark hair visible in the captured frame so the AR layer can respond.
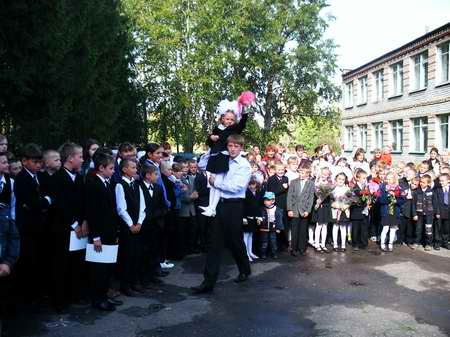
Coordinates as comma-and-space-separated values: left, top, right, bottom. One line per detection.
81, 139, 100, 176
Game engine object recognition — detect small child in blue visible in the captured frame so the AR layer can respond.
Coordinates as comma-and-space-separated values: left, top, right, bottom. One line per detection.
259, 191, 284, 259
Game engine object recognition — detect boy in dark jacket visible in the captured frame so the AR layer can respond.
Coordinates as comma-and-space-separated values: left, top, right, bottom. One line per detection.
266, 161, 289, 249
15, 144, 51, 307
350, 169, 370, 250
412, 175, 435, 251
434, 173, 450, 250
259, 192, 284, 259
85, 151, 119, 311
48, 143, 87, 311
139, 164, 168, 285
0, 152, 19, 337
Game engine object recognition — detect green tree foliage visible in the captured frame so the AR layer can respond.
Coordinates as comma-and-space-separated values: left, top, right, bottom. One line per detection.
124, 0, 340, 151
0, 1, 145, 149
294, 113, 341, 155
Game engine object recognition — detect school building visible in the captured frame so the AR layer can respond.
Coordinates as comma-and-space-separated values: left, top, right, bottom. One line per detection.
341, 22, 450, 163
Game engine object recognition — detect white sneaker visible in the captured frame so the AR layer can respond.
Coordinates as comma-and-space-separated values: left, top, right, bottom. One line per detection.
380, 245, 386, 252
249, 252, 259, 259
199, 205, 209, 212
248, 255, 253, 262
160, 261, 174, 269
370, 236, 377, 242
202, 208, 216, 217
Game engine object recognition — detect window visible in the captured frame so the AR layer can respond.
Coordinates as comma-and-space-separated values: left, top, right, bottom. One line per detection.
390, 120, 403, 153
411, 117, 428, 153
344, 126, 353, 151
343, 82, 353, 108
358, 124, 368, 151
390, 62, 403, 96
357, 76, 368, 105
373, 70, 384, 102
411, 51, 428, 91
437, 42, 450, 84
373, 122, 383, 150
439, 114, 449, 150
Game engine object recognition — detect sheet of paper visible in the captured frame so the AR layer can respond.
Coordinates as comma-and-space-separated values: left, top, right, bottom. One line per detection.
85, 244, 118, 263
69, 231, 88, 251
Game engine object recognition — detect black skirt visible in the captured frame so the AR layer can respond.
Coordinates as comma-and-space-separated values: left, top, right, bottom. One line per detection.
243, 218, 258, 233
381, 215, 400, 227
206, 152, 229, 174
312, 202, 332, 224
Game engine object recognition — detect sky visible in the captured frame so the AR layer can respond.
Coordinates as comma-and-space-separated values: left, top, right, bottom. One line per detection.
325, 0, 450, 84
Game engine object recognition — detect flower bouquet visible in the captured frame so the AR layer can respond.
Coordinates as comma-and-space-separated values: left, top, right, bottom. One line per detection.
331, 187, 356, 221
386, 184, 401, 216
314, 182, 334, 210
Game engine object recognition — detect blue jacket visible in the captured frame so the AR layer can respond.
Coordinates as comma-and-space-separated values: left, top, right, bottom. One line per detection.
0, 208, 20, 268
259, 206, 284, 231
378, 184, 405, 218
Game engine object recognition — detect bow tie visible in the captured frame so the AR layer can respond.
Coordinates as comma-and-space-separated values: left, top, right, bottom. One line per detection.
148, 184, 154, 190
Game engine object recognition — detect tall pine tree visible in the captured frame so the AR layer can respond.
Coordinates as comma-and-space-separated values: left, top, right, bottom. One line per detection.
0, 0, 145, 149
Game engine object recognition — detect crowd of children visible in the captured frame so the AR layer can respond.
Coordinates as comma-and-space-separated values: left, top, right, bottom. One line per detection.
243, 143, 450, 258
0, 130, 449, 333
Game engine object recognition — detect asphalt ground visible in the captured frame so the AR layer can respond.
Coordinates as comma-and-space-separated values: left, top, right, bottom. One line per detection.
6, 242, 450, 337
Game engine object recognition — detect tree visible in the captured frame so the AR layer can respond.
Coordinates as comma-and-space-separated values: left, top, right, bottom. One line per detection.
0, 0, 145, 149
124, 0, 340, 150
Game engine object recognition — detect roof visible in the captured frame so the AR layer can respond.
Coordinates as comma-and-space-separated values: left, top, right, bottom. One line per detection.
342, 21, 450, 81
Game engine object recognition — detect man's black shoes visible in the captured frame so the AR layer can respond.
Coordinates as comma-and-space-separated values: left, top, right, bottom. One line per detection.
191, 283, 214, 294
233, 273, 250, 283
93, 300, 116, 312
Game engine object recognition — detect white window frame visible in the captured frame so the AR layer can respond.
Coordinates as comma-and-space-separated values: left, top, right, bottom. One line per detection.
436, 41, 450, 85
390, 62, 403, 97
357, 76, 368, 105
373, 70, 384, 102
410, 117, 428, 153
358, 124, 368, 151
390, 120, 403, 153
344, 126, 354, 151
372, 122, 383, 150
343, 82, 354, 108
410, 51, 428, 91
438, 114, 449, 151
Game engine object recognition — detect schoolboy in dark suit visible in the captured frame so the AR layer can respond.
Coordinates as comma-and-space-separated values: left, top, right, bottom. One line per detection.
434, 173, 450, 250
0, 152, 19, 337
115, 158, 146, 296
267, 161, 289, 249
14, 143, 51, 308
350, 169, 370, 250
139, 165, 168, 285
48, 143, 87, 311
85, 151, 118, 311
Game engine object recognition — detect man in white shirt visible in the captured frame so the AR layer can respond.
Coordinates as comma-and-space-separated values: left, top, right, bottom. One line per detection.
192, 134, 252, 294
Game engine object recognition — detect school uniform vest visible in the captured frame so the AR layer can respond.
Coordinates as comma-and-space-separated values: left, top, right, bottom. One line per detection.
119, 180, 141, 225
0, 176, 12, 207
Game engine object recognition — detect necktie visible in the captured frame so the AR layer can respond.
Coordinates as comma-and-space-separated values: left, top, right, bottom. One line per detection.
33, 174, 39, 185
0, 181, 3, 194
444, 188, 448, 205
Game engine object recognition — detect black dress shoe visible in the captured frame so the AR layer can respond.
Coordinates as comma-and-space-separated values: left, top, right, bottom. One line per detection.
433, 244, 441, 251
155, 270, 170, 277
299, 251, 307, 256
93, 301, 116, 312
120, 287, 137, 297
191, 283, 214, 294
131, 284, 145, 293
108, 298, 123, 306
234, 273, 249, 283
290, 251, 298, 257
